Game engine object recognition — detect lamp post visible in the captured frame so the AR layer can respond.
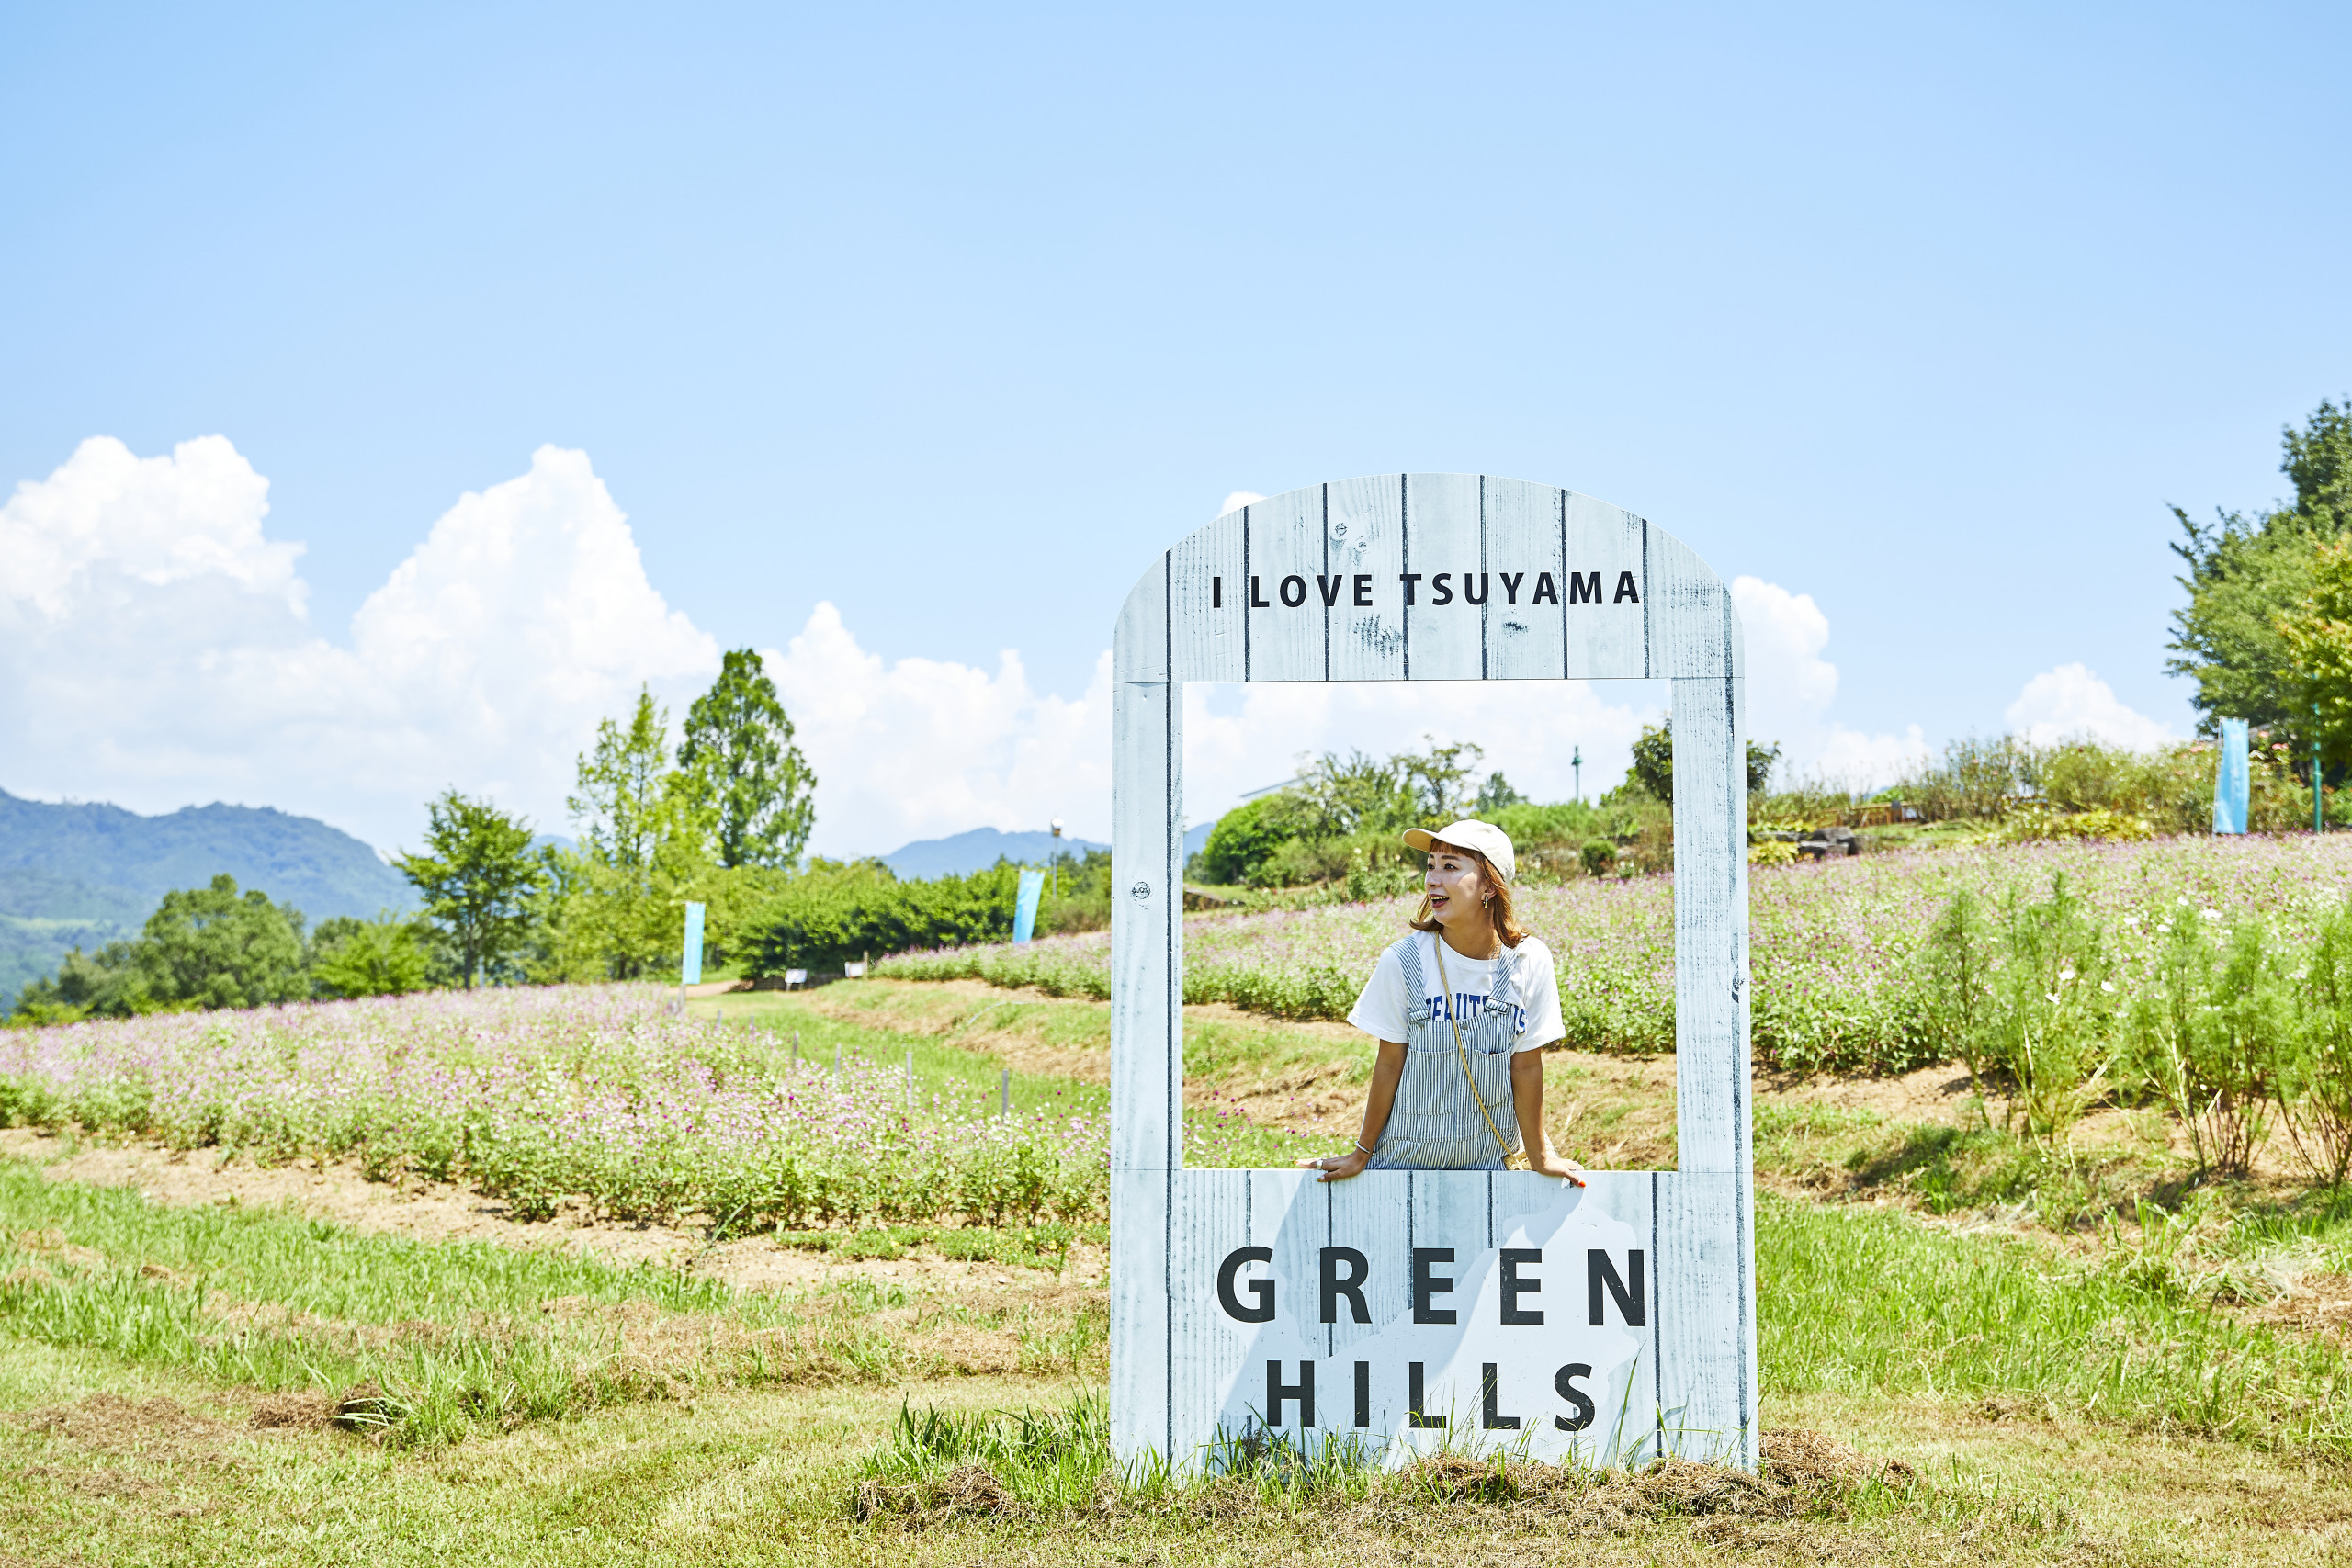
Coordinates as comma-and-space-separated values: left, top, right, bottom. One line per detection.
1050, 817, 1064, 897
1572, 745, 1583, 804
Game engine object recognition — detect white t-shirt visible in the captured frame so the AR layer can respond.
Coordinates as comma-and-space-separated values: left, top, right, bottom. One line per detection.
1346, 931, 1566, 1055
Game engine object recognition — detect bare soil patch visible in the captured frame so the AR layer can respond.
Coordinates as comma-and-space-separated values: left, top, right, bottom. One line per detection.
0, 1128, 1102, 1295
1764, 1060, 1982, 1122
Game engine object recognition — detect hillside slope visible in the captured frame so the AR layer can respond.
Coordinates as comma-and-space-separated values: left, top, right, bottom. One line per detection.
880, 827, 1110, 879
0, 791, 412, 1006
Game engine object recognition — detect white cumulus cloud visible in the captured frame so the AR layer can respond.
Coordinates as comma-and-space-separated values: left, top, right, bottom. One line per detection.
763, 604, 1114, 858
1729, 576, 1928, 790
0, 436, 717, 849
2006, 663, 2177, 750
14, 442, 2104, 861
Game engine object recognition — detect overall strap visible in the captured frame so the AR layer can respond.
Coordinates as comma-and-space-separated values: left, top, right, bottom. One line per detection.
1486, 942, 1521, 1018
1396, 935, 1430, 1023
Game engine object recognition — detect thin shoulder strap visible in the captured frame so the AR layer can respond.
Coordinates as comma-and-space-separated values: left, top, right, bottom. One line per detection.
1396, 934, 1428, 1009
1490, 942, 1521, 1011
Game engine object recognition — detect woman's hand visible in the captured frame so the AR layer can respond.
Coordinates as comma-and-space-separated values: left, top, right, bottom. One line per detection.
1526, 1140, 1589, 1186
1296, 1149, 1369, 1182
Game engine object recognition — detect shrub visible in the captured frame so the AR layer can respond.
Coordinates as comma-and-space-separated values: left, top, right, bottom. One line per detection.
2125, 910, 2283, 1175
1997, 805, 2155, 845
1581, 838, 1620, 876
741, 861, 1028, 976
1196, 795, 1306, 886
2281, 898, 2352, 1185
1980, 878, 2123, 1145
2126, 902, 2286, 1170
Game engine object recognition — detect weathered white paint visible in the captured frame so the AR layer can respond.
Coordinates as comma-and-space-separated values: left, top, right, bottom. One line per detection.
1112, 475, 1754, 1473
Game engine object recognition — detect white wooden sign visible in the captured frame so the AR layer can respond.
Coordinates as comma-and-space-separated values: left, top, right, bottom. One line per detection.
1110, 475, 1754, 1472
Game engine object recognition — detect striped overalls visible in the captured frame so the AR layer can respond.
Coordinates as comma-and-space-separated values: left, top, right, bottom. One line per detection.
1365, 933, 1524, 1171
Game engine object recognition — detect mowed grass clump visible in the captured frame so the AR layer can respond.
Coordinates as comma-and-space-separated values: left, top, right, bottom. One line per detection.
0, 1161, 1103, 1446
850, 1388, 1949, 1552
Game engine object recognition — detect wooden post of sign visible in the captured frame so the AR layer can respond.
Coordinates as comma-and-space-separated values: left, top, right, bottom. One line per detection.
1110, 475, 1755, 1475
1109, 602, 1183, 1462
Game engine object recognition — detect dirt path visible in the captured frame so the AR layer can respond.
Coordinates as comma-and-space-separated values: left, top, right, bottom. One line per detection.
0, 1128, 1102, 1295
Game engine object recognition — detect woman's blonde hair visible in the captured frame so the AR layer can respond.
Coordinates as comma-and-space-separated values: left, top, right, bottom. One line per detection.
1408, 841, 1527, 946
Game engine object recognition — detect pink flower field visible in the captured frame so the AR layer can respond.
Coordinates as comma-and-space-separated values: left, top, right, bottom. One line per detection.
883, 833, 2352, 1073
0, 984, 1106, 1230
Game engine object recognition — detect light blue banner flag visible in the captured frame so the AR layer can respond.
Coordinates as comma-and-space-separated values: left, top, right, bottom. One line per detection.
681, 901, 707, 985
2214, 718, 2249, 835
1012, 870, 1045, 944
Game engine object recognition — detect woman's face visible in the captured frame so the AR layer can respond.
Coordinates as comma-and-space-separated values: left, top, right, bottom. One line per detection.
1423, 845, 1487, 927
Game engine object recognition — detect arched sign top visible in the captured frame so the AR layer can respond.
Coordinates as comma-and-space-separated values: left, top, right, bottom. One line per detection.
1116, 473, 1743, 685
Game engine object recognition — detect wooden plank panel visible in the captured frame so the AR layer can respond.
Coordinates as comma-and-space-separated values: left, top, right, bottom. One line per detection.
1326, 1171, 1414, 1359
1492, 1171, 1659, 1467
1646, 530, 1738, 680
1114, 551, 1171, 685
1242, 488, 1329, 682
1481, 478, 1569, 681
1669, 675, 1750, 1178
1262, 1167, 1334, 1378
1110, 671, 1181, 1177
1108, 1164, 1170, 1462
1653, 1170, 1756, 1466
1327, 476, 1407, 681
1563, 492, 1648, 680
1169, 512, 1245, 682
1657, 669, 1751, 1471
1397, 1170, 1493, 1435
1398, 472, 1484, 682
1167, 1168, 1253, 1461
1112, 477, 1758, 1473
1108, 591, 1182, 1468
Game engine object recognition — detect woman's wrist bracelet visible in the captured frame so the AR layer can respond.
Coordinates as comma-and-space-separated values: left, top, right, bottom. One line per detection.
1353, 1140, 1374, 1156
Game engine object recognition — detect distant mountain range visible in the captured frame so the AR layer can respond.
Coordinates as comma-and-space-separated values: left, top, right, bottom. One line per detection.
876, 822, 1215, 878
0, 791, 413, 1009
880, 827, 1110, 879
0, 788, 1228, 1009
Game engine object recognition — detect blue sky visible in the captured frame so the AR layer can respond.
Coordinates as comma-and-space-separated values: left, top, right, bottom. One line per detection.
4, 5, 2348, 853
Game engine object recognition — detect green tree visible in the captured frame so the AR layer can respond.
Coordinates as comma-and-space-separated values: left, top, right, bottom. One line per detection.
1472, 771, 1526, 813
1196, 795, 1305, 885
570, 688, 675, 870
1623, 719, 1781, 801
1292, 744, 1428, 837
394, 791, 549, 988
741, 858, 1026, 976
2277, 537, 2352, 772
550, 689, 720, 980
1628, 723, 1674, 800
2168, 400, 2352, 757
14, 874, 311, 1021
1394, 739, 1486, 823
308, 915, 432, 998
138, 874, 310, 1010
677, 649, 817, 868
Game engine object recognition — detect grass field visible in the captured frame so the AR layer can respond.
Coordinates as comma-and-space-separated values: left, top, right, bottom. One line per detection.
12, 976, 2352, 1562
7, 1156, 2352, 1564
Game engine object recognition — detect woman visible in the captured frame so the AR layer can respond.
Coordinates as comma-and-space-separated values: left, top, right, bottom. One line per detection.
1304, 818, 1587, 1185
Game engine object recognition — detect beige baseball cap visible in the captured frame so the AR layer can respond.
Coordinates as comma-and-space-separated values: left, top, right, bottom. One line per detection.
1402, 819, 1516, 882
